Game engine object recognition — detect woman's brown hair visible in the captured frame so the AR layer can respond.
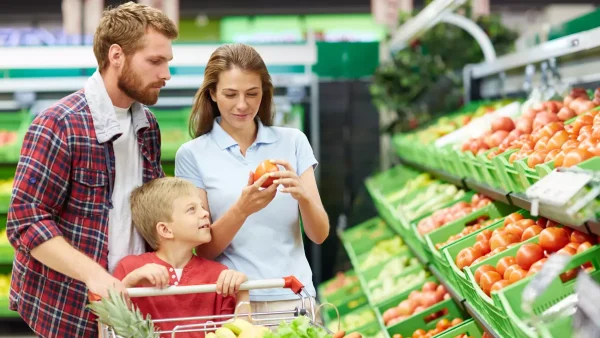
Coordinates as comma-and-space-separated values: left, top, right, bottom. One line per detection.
189, 43, 274, 138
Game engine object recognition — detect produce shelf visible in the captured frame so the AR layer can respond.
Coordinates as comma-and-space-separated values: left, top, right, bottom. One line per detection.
464, 302, 501, 338
400, 159, 466, 189
464, 178, 511, 205
400, 161, 599, 237
428, 266, 463, 309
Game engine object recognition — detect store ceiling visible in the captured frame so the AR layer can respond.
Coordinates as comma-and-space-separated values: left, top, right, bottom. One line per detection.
1, 0, 599, 18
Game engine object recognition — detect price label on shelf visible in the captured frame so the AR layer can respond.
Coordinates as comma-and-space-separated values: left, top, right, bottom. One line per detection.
526, 169, 592, 208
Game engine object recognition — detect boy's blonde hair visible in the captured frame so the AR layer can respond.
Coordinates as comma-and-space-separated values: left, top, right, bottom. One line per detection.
130, 177, 199, 250
93, 1, 178, 71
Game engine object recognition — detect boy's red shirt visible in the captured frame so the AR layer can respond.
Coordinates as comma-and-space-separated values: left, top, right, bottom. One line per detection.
113, 252, 237, 338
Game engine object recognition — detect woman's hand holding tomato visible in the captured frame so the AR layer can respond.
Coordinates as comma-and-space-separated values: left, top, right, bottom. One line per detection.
235, 170, 278, 217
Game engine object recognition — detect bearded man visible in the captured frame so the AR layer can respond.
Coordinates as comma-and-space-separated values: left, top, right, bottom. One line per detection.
6, 2, 178, 336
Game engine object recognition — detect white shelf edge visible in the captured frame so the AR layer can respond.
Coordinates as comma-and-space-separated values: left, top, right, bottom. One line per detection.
0, 73, 312, 94
471, 27, 600, 79
0, 42, 317, 69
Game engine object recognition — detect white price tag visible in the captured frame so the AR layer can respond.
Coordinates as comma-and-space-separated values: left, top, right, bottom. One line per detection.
526, 170, 592, 207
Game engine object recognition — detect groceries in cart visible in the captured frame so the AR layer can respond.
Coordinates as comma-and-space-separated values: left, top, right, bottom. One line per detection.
89, 277, 353, 338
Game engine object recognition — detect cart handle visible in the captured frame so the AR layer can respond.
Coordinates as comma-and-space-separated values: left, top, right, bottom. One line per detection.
89, 276, 304, 301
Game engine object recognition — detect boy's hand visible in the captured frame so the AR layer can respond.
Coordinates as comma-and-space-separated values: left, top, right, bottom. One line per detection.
124, 263, 170, 289
216, 270, 247, 297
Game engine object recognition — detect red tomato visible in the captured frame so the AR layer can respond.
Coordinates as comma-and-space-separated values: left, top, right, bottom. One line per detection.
253, 160, 279, 187
436, 318, 451, 331
527, 258, 547, 276
473, 240, 491, 256
540, 228, 571, 253
505, 224, 524, 239
480, 271, 503, 296
504, 213, 524, 226
508, 267, 528, 284
422, 281, 438, 292
490, 232, 519, 251
577, 241, 593, 254
561, 148, 594, 167
547, 130, 571, 150
521, 225, 543, 241
474, 265, 497, 284
456, 247, 481, 269
544, 149, 561, 162
476, 230, 493, 242
560, 269, 579, 283
515, 219, 536, 230
503, 264, 521, 280
451, 318, 463, 326
496, 256, 517, 277
490, 280, 511, 293
517, 243, 545, 270
412, 329, 426, 338
571, 231, 596, 244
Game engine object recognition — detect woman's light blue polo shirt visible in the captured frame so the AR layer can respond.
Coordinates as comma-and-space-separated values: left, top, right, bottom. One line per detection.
174, 117, 318, 301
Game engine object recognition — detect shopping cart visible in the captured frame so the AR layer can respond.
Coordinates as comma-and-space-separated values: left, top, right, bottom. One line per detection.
96, 276, 339, 338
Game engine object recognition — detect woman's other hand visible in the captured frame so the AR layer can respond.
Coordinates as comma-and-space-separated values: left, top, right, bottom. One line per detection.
269, 159, 308, 202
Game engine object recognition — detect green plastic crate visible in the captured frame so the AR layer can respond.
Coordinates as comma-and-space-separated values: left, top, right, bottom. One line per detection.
442, 210, 532, 304
433, 319, 484, 338
324, 304, 381, 335
361, 259, 426, 306
341, 218, 394, 258
464, 151, 487, 184
424, 202, 518, 294
495, 245, 600, 338
382, 297, 463, 338
411, 192, 475, 251
492, 149, 521, 193
478, 148, 504, 189
464, 235, 541, 337
318, 270, 361, 304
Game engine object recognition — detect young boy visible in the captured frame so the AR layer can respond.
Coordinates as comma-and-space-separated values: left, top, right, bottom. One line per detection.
112, 177, 249, 337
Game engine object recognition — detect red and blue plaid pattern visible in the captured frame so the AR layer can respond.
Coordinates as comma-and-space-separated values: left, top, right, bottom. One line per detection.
7, 90, 165, 337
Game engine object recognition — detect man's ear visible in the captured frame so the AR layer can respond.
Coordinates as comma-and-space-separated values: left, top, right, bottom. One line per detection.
108, 44, 124, 69
156, 222, 174, 240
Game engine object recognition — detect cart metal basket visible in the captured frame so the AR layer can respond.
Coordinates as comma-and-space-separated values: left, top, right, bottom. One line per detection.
97, 276, 338, 338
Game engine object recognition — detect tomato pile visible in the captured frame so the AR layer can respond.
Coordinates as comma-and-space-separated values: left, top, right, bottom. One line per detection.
460, 87, 600, 169
382, 281, 450, 327
455, 213, 539, 270
391, 318, 464, 338
474, 226, 597, 296
435, 216, 502, 250
417, 194, 493, 235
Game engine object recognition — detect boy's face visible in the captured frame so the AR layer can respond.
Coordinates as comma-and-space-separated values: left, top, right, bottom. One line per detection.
167, 192, 211, 246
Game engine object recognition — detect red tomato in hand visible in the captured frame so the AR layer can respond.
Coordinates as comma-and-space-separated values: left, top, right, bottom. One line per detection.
253, 160, 279, 188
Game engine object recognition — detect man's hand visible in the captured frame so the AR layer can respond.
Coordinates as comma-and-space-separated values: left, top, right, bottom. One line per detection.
86, 270, 128, 300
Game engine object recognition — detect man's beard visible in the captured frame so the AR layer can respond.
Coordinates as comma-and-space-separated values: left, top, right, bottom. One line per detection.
117, 60, 164, 106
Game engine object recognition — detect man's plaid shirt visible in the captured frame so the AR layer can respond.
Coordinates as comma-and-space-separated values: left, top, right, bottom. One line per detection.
7, 87, 164, 337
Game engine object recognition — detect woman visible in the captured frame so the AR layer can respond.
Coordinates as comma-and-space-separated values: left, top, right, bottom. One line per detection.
175, 43, 329, 315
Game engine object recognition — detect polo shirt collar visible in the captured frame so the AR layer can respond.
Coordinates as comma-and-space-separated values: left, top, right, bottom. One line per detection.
211, 116, 278, 150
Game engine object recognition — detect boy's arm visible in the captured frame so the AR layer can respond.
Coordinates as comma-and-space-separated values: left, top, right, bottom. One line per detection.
113, 261, 170, 289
